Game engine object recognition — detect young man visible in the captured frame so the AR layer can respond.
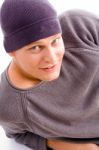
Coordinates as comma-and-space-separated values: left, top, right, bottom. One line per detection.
0, 1, 99, 150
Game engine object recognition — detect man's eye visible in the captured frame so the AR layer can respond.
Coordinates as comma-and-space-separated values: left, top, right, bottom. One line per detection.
32, 45, 40, 50
52, 37, 61, 45
30, 45, 42, 53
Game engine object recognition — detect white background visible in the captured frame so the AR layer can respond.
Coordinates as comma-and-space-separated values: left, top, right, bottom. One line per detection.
0, 0, 99, 149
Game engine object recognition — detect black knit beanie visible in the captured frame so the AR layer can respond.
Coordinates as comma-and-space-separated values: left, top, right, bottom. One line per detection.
0, 0, 61, 52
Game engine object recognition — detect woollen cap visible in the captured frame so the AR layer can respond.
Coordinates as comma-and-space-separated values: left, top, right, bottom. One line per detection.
0, 0, 61, 52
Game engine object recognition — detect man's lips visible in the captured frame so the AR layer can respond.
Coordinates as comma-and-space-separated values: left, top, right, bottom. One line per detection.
40, 64, 57, 72
40, 60, 62, 73
41, 65, 56, 69
40, 60, 62, 71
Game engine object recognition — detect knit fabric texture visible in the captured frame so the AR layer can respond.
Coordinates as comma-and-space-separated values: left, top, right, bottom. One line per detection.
0, 0, 61, 52
0, 9, 99, 149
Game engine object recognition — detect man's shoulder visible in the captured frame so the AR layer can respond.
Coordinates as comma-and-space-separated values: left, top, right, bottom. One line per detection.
0, 69, 7, 87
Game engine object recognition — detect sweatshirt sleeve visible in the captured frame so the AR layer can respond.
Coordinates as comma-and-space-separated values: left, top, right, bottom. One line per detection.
4, 128, 47, 150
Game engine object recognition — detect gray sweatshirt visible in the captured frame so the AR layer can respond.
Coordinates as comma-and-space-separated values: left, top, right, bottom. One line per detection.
0, 10, 99, 149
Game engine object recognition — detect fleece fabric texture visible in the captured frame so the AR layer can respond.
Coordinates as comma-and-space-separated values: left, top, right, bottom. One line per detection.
0, 10, 99, 149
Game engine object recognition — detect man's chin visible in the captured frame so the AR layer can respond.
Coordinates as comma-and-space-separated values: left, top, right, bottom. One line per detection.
43, 73, 60, 82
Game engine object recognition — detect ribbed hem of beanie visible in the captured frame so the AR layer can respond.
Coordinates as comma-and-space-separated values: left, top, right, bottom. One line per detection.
4, 18, 61, 52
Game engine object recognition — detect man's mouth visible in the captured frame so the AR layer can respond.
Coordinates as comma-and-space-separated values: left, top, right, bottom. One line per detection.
40, 64, 57, 72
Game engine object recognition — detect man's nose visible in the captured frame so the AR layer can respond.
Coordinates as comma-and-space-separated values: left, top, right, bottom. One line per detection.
43, 47, 57, 63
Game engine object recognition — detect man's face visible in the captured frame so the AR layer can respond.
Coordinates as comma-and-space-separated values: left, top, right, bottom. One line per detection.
9, 33, 65, 84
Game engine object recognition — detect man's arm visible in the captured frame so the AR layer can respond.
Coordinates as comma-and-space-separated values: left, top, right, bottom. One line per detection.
11, 132, 47, 150
3, 126, 47, 150
47, 139, 99, 150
